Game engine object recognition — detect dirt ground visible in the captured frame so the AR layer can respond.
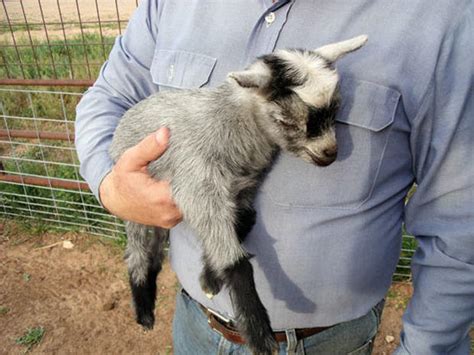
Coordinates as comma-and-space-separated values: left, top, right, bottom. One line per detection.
0, 221, 420, 355
2, 0, 138, 42
3, 0, 137, 24
0, 224, 176, 355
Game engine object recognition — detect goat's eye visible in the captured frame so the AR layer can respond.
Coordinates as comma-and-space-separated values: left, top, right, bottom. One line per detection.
278, 119, 299, 130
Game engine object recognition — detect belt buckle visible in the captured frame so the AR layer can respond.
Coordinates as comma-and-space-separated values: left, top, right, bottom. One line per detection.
207, 308, 232, 325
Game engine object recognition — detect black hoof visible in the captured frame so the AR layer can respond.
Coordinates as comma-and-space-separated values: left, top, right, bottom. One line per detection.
238, 313, 277, 355
199, 267, 223, 298
137, 312, 155, 330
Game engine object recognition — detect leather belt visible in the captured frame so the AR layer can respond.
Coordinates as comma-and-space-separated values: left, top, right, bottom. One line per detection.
199, 302, 333, 345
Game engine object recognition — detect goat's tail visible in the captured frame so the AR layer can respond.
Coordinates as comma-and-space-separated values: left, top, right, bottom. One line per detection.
124, 221, 168, 329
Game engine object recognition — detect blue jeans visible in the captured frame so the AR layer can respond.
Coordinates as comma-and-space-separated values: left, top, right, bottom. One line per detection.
173, 289, 384, 355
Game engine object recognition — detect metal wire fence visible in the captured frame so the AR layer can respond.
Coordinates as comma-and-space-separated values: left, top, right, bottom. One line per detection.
0, 87, 125, 239
0, 0, 417, 280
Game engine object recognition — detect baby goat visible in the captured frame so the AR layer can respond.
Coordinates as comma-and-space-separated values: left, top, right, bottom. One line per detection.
109, 35, 368, 354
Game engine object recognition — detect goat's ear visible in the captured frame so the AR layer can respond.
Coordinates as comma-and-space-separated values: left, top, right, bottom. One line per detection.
227, 71, 262, 88
315, 35, 368, 62
227, 62, 271, 89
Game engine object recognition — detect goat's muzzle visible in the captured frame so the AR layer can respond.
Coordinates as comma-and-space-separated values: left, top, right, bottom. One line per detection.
304, 147, 337, 166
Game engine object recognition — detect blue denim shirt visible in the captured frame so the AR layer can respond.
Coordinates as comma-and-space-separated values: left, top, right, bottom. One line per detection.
75, 1, 474, 354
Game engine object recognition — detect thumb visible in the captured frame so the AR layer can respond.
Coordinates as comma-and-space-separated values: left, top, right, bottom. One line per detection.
119, 127, 170, 172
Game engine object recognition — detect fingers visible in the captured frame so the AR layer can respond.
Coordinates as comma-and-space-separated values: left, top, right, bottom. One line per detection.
100, 170, 182, 228
102, 127, 183, 227
119, 127, 170, 172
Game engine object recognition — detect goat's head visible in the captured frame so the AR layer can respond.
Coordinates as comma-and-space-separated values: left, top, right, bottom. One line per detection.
227, 35, 368, 166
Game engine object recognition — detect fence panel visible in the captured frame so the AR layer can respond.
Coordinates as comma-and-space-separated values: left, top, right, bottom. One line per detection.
0, 87, 125, 239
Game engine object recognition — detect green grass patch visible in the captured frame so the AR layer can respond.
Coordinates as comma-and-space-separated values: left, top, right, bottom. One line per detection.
2, 218, 53, 243
0, 305, 10, 315
4, 22, 121, 35
392, 230, 417, 282
114, 233, 127, 248
15, 326, 45, 352
22, 272, 31, 282
0, 90, 81, 131
0, 33, 115, 80
386, 288, 411, 310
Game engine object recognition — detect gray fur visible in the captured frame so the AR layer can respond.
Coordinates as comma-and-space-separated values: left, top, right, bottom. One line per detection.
124, 222, 167, 285
109, 36, 367, 353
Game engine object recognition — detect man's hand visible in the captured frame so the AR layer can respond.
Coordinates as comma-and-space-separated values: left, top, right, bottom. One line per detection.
99, 128, 182, 228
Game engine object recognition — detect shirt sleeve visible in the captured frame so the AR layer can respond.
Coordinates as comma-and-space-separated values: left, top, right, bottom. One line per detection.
75, 0, 160, 201
395, 7, 474, 355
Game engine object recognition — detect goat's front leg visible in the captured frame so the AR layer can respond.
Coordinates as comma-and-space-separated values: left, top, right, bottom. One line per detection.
200, 204, 256, 298
125, 222, 168, 329
199, 262, 224, 299
200, 184, 258, 297
201, 242, 277, 355
222, 256, 277, 355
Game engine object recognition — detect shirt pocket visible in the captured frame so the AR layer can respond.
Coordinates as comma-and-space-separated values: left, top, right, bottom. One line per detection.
261, 79, 401, 210
150, 49, 217, 90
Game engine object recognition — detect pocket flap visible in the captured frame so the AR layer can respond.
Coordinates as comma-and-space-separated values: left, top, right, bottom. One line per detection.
150, 50, 217, 89
336, 79, 401, 132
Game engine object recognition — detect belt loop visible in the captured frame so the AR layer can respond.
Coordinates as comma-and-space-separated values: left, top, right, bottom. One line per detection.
285, 328, 297, 354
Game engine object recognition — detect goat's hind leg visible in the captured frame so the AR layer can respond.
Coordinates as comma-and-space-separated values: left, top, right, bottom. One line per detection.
125, 221, 168, 329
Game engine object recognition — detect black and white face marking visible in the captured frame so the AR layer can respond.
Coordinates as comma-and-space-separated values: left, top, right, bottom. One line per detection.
306, 99, 339, 138
260, 49, 341, 166
261, 52, 309, 100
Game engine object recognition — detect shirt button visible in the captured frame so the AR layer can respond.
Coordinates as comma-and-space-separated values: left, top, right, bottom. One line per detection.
168, 64, 175, 82
265, 12, 276, 27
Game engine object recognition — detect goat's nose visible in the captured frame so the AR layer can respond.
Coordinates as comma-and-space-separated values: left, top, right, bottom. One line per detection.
323, 146, 337, 161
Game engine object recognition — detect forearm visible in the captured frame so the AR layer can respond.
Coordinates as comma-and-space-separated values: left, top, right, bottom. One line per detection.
75, 85, 123, 199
